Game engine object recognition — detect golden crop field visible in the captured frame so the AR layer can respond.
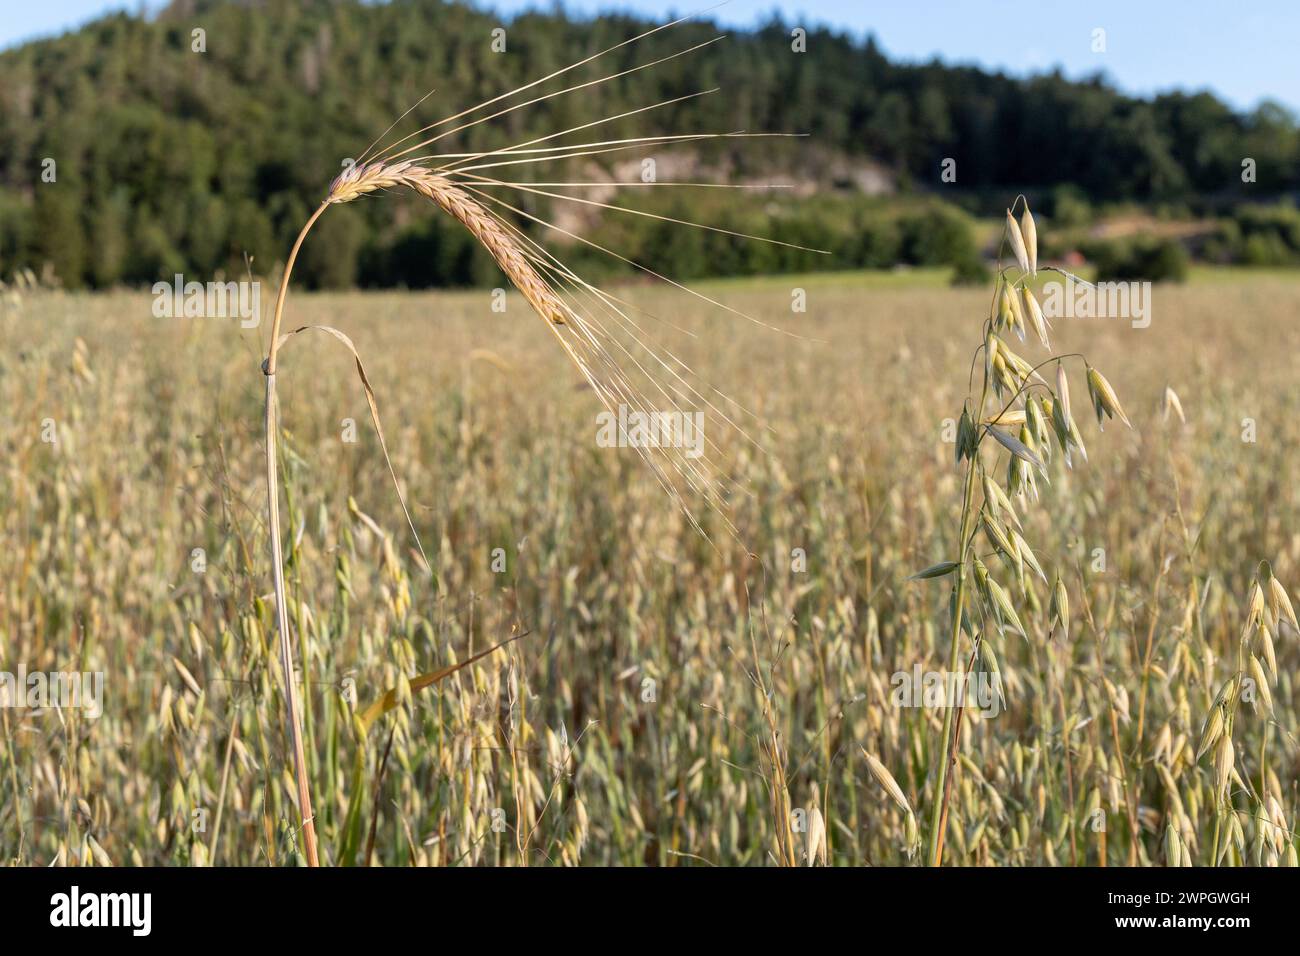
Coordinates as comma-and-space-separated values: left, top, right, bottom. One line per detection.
2, 269, 1299, 866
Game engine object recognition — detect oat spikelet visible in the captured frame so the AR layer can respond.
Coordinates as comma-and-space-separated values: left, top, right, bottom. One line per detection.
1006, 209, 1030, 275
1161, 385, 1185, 425
1086, 364, 1132, 430
1022, 287, 1049, 349
1196, 705, 1223, 760
1271, 576, 1299, 632
1056, 362, 1072, 432
861, 749, 911, 814
983, 409, 1027, 427
805, 806, 827, 866
1049, 572, 1069, 639
1020, 206, 1038, 275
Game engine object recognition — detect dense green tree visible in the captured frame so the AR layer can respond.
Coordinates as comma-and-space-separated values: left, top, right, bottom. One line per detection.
33, 187, 88, 288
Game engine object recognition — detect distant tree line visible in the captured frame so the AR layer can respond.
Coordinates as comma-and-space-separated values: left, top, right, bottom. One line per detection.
0, 0, 1296, 288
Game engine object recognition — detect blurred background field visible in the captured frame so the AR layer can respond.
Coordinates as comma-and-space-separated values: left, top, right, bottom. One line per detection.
3, 268, 1300, 865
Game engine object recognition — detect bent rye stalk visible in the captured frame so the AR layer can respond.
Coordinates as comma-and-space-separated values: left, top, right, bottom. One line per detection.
261, 161, 582, 866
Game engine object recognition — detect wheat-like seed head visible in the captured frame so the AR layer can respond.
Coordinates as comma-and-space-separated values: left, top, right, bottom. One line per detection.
325, 158, 741, 537
328, 160, 567, 325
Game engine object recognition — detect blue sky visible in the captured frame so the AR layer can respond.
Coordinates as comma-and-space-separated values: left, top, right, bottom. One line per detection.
5, 0, 1297, 113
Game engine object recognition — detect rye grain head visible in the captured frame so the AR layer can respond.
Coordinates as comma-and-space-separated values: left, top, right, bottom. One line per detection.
321, 114, 817, 540
415, 163, 737, 527
328, 160, 721, 517
329, 162, 568, 327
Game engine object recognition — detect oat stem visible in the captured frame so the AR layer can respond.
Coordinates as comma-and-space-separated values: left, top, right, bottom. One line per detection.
928, 373, 989, 866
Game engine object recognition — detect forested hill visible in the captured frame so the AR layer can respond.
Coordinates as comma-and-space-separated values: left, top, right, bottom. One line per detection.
1, 0, 1296, 289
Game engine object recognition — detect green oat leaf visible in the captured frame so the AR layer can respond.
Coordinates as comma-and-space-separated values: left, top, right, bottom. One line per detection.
910, 561, 960, 581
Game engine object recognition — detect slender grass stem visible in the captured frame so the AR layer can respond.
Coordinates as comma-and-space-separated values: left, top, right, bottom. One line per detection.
263, 201, 328, 867
926, 358, 992, 867
927, 453, 978, 866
